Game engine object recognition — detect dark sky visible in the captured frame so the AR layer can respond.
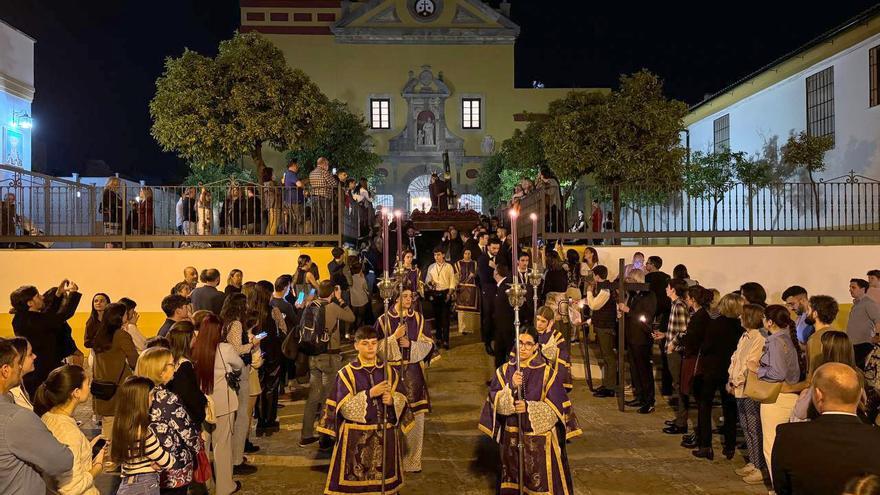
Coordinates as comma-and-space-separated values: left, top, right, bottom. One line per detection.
1, 0, 877, 182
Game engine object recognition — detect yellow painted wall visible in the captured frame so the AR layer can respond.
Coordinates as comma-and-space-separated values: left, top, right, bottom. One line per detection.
0, 247, 335, 351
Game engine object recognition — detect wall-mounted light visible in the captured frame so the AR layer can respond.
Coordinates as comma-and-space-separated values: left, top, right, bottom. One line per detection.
10, 110, 33, 130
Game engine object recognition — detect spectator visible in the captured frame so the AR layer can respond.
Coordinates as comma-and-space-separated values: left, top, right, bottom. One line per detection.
135, 347, 201, 493
728, 303, 769, 485
190, 268, 225, 315
0, 192, 18, 242
0, 338, 74, 494
867, 269, 880, 305
309, 157, 339, 235
119, 297, 147, 353
536, 168, 562, 232
8, 337, 35, 410
10, 281, 82, 396
663, 278, 691, 433
622, 252, 645, 279
352, 177, 374, 238
282, 158, 305, 235
294, 255, 321, 293
586, 265, 617, 398
805, 295, 840, 378
101, 177, 124, 247
146, 336, 171, 350
602, 211, 614, 239
539, 250, 568, 318
92, 302, 138, 469
224, 269, 243, 297
221, 185, 245, 240
166, 322, 207, 425
645, 256, 673, 396
183, 266, 198, 290
192, 314, 243, 495
136, 186, 154, 245
568, 209, 586, 235
846, 278, 880, 369
618, 269, 657, 414
790, 331, 856, 422
772, 363, 880, 495
262, 167, 280, 237
579, 247, 599, 285
672, 264, 699, 287
35, 364, 103, 495
783, 285, 814, 344
252, 281, 285, 435
176, 190, 186, 235
299, 281, 354, 449
693, 293, 744, 460
270, 275, 297, 333
243, 186, 263, 238
181, 187, 198, 237
220, 293, 262, 474
590, 200, 603, 245
349, 261, 371, 331
679, 286, 714, 449
158, 294, 192, 338
441, 226, 464, 263
757, 304, 805, 477
739, 282, 767, 307
328, 247, 350, 292
84, 293, 111, 350
197, 187, 213, 236
110, 377, 177, 495
171, 281, 192, 299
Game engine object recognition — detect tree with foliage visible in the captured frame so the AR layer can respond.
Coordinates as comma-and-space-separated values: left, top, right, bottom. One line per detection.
477, 125, 541, 208
589, 70, 689, 233
150, 32, 330, 181
685, 149, 748, 243
285, 99, 380, 181
183, 162, 255, 187
781, 131, 834, 225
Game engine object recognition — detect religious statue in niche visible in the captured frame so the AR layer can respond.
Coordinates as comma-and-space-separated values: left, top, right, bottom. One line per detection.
417, 110, 436, 146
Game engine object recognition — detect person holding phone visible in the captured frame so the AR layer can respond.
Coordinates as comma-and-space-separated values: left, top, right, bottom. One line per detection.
35, 365, 103, 495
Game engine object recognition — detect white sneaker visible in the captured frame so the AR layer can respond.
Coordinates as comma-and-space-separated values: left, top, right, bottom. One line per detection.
735, 463, 756, 476
742, 470, 765, 485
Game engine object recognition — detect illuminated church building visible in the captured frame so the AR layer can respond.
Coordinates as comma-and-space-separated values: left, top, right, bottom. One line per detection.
240, 0, 600, 212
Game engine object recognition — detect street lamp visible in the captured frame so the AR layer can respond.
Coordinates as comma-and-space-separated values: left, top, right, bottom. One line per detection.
10, 110, 33, 130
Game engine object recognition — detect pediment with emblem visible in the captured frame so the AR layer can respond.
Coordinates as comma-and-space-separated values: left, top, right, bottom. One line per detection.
332, 0, 519, 44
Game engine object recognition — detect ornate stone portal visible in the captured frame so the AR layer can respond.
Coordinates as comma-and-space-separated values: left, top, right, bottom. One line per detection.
389, 65, 464, 156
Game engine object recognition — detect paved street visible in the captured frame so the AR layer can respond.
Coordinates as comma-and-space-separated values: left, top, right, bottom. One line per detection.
225, 333, 767, 495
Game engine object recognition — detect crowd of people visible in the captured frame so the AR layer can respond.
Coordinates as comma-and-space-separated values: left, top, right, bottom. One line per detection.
3, 231, 880, 494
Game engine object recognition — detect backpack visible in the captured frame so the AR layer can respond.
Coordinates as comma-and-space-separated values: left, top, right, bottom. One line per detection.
297, 300, 331, 356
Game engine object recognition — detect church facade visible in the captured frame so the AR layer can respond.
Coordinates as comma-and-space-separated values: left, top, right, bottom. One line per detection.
240, 0, 600, 212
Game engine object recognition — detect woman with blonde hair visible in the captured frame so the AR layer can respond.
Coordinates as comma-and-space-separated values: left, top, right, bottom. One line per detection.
135, 347, 201, 493
790, 330, 859, 423
225, 269, 243, 297
197, 188, 213, 236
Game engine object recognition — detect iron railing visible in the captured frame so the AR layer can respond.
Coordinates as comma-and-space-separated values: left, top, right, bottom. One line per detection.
0, 171, 372, 248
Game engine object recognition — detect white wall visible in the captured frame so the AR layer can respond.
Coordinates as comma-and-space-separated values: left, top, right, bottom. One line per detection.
688, 32, 880, 180
0, 20, 35, 89
0, 20, 34, 171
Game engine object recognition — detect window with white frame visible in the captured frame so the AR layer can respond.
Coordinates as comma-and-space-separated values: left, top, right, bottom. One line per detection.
806, 67, 834, 145
713, 114, 730, 153
370, 99, 391, 129
458, 194, 483, 213
462, 98, 482, 129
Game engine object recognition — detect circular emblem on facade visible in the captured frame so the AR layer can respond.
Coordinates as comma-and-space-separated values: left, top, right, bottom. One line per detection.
409, 0, 441, 22
377, 168, 389, 177
465, 168, 479, 179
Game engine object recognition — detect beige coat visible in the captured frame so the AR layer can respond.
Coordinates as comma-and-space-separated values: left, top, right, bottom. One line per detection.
92, 329, 138, 416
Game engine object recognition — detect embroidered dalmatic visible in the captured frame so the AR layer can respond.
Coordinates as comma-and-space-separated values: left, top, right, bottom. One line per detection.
537, 328, 573, 391
478, 354, 582, 495
375, 308, 435, 472
317, 359, 414, 495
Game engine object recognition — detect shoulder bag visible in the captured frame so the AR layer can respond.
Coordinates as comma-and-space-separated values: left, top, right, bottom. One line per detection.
90, 360, 127, 401
744, 370, 783, 404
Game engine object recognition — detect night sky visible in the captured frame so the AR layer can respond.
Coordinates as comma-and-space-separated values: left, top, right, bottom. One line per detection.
1, 0, 877, 182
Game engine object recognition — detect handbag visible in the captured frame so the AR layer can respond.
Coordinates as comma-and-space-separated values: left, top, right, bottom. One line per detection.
680, 354, 700, 396
744, 370, 783, 404
193, 438, 213, 484
218, 349, 241, 393
90, 360, 127, 401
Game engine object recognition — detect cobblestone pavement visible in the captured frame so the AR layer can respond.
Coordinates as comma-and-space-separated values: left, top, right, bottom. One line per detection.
85, 332, 768, 494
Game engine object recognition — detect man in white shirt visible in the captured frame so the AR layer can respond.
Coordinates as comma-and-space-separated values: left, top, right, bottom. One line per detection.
425, 247, 456, 350
514, 252, 534, 325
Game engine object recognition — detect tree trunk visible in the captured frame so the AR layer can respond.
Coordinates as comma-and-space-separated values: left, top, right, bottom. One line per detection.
807, 169, 821, 231
711, 196, 722, 245
250, 143, 266, 182
612, 185, 621, 246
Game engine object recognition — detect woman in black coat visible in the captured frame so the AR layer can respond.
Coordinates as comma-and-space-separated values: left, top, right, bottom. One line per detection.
693, 293, 745, 460
679, 285, 714, 448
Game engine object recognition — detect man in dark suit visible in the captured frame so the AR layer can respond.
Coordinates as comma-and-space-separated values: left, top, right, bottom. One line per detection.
491, 263, 516, 369
772, 362, 880, 495
644, 255, 672, 396
478, 237, 502, 355
189, 268, 226, 315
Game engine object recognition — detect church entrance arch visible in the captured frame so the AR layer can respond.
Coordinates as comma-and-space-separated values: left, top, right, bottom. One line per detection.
407, 174, 433, 213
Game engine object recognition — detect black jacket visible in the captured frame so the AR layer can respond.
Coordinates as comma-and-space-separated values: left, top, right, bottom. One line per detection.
13, 291, 82, 396
699, 315, 743, 379
772, 414, 880, 495
463, 239, 482, 260
623, 291, 657, 346
442, 236, 464, 263
166, 360, 207, 424
645, 271, 671, 315
682, 308, 710, 358
190, 285, 226, 315
492, 278, 516, 357
477, 252, 497, 292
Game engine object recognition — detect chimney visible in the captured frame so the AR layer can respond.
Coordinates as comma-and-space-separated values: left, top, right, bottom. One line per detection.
499, 0, 511, 17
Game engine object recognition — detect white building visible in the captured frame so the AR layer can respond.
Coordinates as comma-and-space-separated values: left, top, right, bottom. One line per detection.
0, 19, 35, 171
685, 5, 880, 181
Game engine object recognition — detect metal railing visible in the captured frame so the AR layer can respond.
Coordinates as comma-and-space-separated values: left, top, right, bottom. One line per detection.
0, 172, 372, 248
501, 173, 880, 245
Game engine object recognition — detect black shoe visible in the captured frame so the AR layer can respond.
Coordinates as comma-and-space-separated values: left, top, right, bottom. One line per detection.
638, 404, 655, 414
624, 399, 643, 408
664, 419, 676, 427
233, 463, 258, 475
691, 447, 714, 460
264, 421, 280, 431
299, 436, 320, 447
484, 342, 494, 356
681, 434, 698, 449
244, 440, 260, 453
662, 425, 687, 434
722, 446, 736, 460
593, 389, 615, 398
230, 481, 243, 494
443, 341, 450, 350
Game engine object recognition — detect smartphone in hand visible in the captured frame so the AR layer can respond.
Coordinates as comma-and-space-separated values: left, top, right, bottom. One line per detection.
91, 438, 107, 460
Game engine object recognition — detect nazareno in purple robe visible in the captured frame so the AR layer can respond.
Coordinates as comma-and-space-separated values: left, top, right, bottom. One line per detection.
317, 359, 414, 495
374, 308, 435, 414
507, 328, 574, 392
479, 353, 582, 495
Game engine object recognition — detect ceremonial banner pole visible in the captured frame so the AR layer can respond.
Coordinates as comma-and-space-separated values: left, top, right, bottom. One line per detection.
508, 210, 527, 495
376, 208, 395, 495
393, 210, 407, 387
528, 213, 540, 322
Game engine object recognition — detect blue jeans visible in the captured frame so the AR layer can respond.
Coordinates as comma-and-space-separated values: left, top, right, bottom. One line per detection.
116, 472, 160, 495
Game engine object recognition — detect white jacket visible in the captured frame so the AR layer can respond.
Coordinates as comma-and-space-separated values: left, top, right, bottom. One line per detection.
41, 412, 99, 495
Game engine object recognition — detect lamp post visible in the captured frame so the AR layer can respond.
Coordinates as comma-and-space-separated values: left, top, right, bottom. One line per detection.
10, 110, 33, 130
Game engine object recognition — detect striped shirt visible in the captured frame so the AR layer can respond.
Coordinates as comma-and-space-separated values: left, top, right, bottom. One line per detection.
121, 431, 176, 476
665, 298, 690, 353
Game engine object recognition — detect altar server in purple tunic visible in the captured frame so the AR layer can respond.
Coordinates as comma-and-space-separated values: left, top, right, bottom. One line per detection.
375, 288, 435, 473
317, 326, 414, 495
535, 305, 574, 391
479, 326, 581, 495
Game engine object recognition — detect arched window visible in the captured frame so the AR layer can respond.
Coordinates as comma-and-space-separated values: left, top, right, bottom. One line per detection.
458, 194, 483, 214
375, 194, 394, 209
407, 175, 432, 213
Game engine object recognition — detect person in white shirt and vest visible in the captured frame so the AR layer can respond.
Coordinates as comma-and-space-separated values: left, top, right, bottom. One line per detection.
426, 247, 456, 350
